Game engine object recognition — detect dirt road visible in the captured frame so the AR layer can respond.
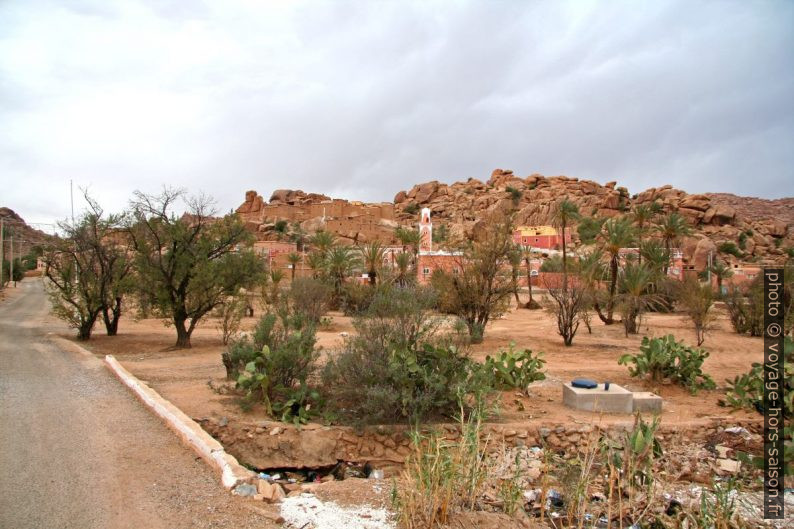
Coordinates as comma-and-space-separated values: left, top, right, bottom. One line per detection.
0, 280, 276, 529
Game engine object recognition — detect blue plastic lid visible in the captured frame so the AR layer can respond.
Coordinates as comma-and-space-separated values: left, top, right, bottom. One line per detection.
571, 378, 598, 389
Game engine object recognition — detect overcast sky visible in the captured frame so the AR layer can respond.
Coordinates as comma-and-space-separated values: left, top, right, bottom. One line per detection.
1, 0, 792, 229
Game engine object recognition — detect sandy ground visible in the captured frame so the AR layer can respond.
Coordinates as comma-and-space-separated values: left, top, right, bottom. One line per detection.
0, 280, 281, 529
79, 295, 761, 430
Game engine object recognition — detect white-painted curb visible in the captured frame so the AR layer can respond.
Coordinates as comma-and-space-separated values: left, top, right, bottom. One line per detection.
103, 354, 255, 489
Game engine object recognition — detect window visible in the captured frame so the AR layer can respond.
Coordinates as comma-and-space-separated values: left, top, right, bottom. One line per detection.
423, 267, 430, 275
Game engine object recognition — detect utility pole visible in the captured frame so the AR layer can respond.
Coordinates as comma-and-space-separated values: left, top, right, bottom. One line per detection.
0, 218, 4, 289
9, 234, 13, 287
70, 179, 75, 226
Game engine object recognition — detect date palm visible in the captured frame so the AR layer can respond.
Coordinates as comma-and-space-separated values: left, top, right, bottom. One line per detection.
395, 227, 421, 257
286, 252, 301, 281
599, 217, 636, 324
395, 251, 413, 287
631, 202, 661, 264
327, 246, 360, 299
654, 212, 692, 274
521, 245, 540, 309
305, 251, 326, 279
618, 263, 661, 335
309, 230, 337, 258
706, 258, 733, 295
359, 241, 385, 286
551, 199, 580, 291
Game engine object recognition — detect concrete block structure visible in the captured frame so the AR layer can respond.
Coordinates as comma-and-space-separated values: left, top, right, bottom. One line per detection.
562, 382, 633, 414
632, 392, 663, 413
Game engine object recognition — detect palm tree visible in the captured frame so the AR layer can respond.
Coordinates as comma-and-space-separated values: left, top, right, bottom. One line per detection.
359, 241, 385, 286
309, 230, 337, 258
286, 252, 301, 281
268, 269, 284, 304
326, 246, 361, 299
395, 251, 413, 287
630, 202, 661, 264
521, 245, 540, 309
705, 258, 733, 295
508, 245, 523, 306
618, 263, 660, 335
551, 199, 580, 291
288, 222, 307, 252
599, 217, 636, 324
654, 212, 692, 274
395, 226, 421, 257
305, 251, 326, 279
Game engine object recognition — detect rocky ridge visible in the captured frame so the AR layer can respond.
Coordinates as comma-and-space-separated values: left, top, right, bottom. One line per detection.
0, 207, 49, 258
236, 169, 793, 268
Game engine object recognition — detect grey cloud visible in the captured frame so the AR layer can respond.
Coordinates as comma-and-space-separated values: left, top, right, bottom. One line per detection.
1, 0, 792, 227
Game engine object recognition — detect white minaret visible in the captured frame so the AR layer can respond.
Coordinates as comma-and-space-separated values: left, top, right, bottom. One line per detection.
419, 208, 432, 253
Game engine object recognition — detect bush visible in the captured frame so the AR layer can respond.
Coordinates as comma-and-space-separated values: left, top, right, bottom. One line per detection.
322, 286, 489, 424
618, 335, 715, 394
224, 308, 319, 413
480, 344, 545, 393
723, 284, 764, 336
288, 277, 332, 323
339, 281, 377, 316
404, 202, 420, 215
723, 337, 793, 475
717, 242, 742, 258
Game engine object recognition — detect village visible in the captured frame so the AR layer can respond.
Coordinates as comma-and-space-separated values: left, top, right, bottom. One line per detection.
1, 2, 793, 528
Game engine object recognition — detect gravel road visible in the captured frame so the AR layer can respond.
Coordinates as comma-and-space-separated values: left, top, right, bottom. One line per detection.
0, 280, 278, 528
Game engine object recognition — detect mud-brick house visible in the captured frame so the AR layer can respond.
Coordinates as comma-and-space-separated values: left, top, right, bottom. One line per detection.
513, 225, 571, 250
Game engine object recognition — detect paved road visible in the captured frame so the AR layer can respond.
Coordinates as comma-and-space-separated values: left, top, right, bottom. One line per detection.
0, 280, 275, 529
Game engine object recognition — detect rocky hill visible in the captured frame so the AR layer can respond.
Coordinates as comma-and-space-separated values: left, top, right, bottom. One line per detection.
0, 207, 49, 259
236, 169, 793, 269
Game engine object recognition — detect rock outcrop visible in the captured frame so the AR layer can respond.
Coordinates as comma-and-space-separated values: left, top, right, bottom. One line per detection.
236, 169, 793, 268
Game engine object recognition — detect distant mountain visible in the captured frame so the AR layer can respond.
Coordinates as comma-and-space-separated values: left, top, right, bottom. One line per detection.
236, 169, 793, 270
0, 207, 49, 259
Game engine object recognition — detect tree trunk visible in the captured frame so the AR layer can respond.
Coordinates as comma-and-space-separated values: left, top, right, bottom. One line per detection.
174, 317, 192, 348
561, 220, 568, 292
369, 269, 376, 286
77, 312, 99, 341
605, 255, 618, 324
102, 297, 122, 336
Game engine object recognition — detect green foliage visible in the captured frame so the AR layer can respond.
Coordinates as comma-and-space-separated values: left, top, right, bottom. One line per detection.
323, 285, 489, 424
723, 282, 764, 336
619, 335, 715, 394
271, 381, 322, 426
737, 231, 748, 250
432, 223, 449, 244
505, 186, 522, 203
227, 308, 319, 416
718, 241, 742, 257
576, 216, 605, 245
723, 337, 793, 475
21, 246, 43, 271
43, 194, 132, 339
288, 277, 332, 323
404, 202, 420, 215
539, 255, 564, 273
274, 219, 288, 233
430, 213, 515, 343
480, 344, 545, 392
128, 189, 265, 347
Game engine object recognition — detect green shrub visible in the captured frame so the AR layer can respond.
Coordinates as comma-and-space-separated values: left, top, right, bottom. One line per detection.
505, 186, 522, 203
723, 285, 764, 336
618, 335, 715, 394
718, 242, 742, 257
339, 281, 377, 316
404, 202, 420, 215
723, 337, 792, 475
539, 255, 564, 273
288, 277, 332, 323
322, 286, 490, 424
226, 308, 319, 413
481, 344, 545, 392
